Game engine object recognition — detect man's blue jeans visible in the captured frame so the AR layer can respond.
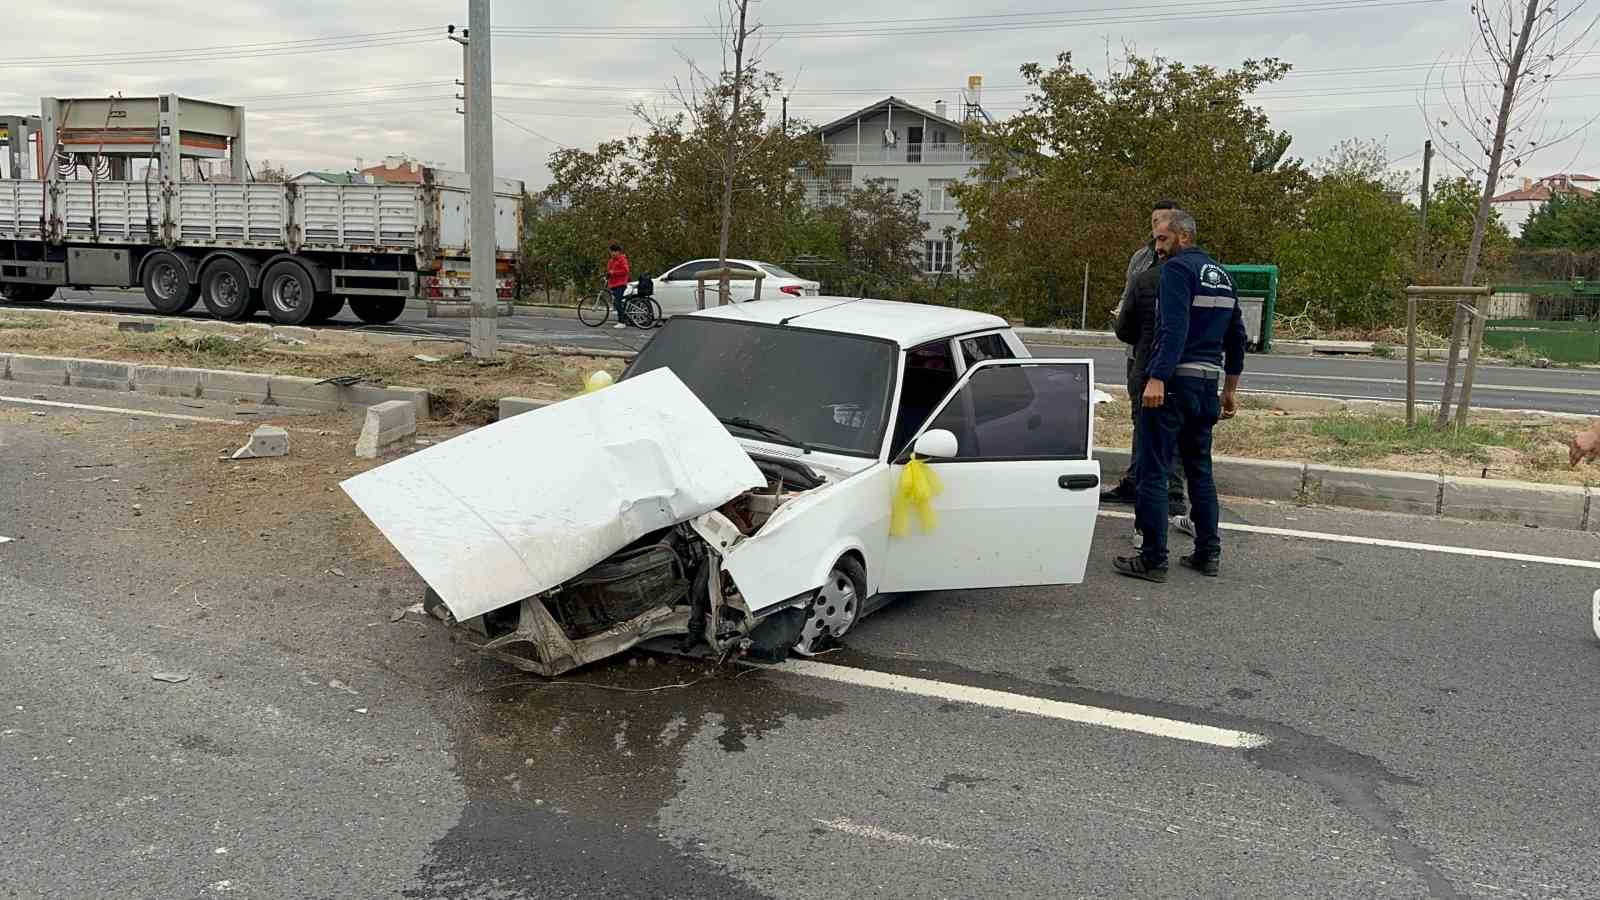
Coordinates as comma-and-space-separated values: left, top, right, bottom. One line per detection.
610, 285, 628, 320
1134, 374, 1222, 566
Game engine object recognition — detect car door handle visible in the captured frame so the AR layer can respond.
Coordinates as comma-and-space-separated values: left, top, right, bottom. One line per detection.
1060, 474, 1100, 491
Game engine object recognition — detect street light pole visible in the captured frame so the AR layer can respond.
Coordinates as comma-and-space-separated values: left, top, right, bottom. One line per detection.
465, 1, 498, 359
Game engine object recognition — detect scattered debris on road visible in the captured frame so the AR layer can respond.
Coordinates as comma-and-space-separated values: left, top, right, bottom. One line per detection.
229, 425, 289, 460
328, 678, 358, 695
116, 321, 158, 334
273, 334, 308, 347
413, 354, 444, 364
151, 672, 191, 684
326, 567, 346, 578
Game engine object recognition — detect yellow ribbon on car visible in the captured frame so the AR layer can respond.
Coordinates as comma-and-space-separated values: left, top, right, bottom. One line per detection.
581, 370, 614, 394
890, 456, 943, 537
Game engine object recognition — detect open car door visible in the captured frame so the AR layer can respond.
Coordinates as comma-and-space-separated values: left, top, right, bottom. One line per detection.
878, 359, 1100, 593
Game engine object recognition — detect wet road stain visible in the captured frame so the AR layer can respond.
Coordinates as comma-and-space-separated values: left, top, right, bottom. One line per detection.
409, 651, 842, 899
933, 773, 993, 794
1226, 688, 1256, 700
833, 649, 1465, 900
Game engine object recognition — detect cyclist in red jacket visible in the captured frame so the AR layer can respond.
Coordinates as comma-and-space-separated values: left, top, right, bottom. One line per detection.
606, 244, 631, 329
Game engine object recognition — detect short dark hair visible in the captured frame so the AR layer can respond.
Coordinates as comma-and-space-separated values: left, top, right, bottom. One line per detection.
1153, 198, 1180, 211
609, 243, 622, 252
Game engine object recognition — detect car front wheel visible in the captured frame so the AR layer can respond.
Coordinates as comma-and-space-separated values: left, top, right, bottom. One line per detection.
792, 555, 866, 656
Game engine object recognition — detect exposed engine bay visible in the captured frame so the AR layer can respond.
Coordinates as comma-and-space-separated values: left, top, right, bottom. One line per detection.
424, 455, 835, 676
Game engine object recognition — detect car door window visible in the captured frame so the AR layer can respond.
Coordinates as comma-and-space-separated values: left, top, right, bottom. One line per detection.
923, 362, 1091, 461
664, 261, 710, 281
889, 339, 959, 457
959, 333, 1015, 368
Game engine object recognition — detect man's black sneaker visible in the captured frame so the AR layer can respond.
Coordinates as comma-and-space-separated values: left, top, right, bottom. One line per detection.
1101, 483, 1138, 505
1114, 555, 1168, 583
1180, 554, 1219, 577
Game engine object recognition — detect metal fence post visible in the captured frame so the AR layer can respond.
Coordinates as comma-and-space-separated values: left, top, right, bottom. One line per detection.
1406, 294, 1417, 427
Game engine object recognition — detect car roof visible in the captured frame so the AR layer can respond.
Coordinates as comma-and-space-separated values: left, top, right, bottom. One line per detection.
686, 296, 1012, 348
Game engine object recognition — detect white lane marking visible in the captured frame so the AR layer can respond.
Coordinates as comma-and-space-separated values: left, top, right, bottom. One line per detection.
0, 536, 12, 544
812, 817, 969, 850
771, 659, 1269, 750
1592, 589, 1600, 642
0, 395, 234, 424
1098, 510, 1600, 571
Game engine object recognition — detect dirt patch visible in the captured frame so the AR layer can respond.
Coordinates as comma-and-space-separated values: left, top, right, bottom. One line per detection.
1097, 399, 1597, 487
0, 311, 626, 414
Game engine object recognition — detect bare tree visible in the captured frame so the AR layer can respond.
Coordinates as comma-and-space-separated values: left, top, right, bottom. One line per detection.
1425, 0, 1598, 426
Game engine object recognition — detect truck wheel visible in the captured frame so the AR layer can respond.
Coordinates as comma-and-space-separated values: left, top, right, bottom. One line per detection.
792, 555, 866, 656
200, 258, 254, 321
306, 294, 344, 324
141, 253, 198, 314
2, 282, 53, 303
348, 297, 406, 325
261, 261, 317, 325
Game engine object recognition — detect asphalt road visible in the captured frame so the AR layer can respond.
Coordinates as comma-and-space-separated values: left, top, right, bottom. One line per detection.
4, 387, 1599, 898
10, 289, 1600, 416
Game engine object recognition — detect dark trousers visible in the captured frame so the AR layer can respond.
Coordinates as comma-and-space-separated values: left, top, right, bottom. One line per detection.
1121, 358, 1187, 505
1134, 375, 1222, 566
610, 285, 628, 320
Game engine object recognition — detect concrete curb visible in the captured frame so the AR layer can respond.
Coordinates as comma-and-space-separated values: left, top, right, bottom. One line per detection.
2, 353, 432, 420
1093, 445, 1596, 531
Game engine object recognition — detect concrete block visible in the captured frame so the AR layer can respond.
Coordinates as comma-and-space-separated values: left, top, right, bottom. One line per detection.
355, 400, 418, 459
66, 359, 132, 391
1588, 491, 1599, 534
498, 396, 550, 420
1214, 455, 1306, 502
132, 364, 203, 399
0, 353, 11, 380
196, 368, 272, 405
1441, 478, 1590, 530
5, 354, 71, 386
1304, 464, 1441, 515
231, 425, 288, 460
351, 385, 431, 421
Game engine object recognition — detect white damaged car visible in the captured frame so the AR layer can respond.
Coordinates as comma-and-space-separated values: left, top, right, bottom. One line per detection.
342, 297, 1103, 675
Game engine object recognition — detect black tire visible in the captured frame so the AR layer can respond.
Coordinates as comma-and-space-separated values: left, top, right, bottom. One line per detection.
199, 257, 255, 321
306, 294, 345, 324
348, 297, 406, 325
578, 289, 611, 327
261, 260, 318, 326
794, 555, 867, 656
141, 253, 197, 314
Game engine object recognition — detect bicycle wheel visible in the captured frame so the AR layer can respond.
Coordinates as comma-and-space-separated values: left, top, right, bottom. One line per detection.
621, 294, 659, 329
579, 290, 611, 327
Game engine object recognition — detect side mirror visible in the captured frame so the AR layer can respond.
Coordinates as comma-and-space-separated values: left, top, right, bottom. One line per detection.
913, 429, 959, 460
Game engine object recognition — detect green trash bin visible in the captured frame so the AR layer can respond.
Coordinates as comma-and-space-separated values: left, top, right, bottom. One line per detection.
1224, 264, 1278, 352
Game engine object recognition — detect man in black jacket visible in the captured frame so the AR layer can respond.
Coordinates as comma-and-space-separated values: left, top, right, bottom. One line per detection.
1102, 201, 1187, 520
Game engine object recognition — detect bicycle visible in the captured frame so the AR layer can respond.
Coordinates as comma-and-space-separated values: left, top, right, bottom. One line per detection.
580, 283, 663, 329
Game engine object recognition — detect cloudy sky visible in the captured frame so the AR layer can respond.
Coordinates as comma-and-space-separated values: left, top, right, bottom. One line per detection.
4, 0, 1599, 192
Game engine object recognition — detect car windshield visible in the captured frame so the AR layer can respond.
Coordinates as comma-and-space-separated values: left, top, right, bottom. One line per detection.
625, 317, 897, 457
759, 263, 801, 279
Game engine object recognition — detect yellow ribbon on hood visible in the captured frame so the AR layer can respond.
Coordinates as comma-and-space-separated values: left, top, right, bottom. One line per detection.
581, 370, 614, 393
890, 455, 944, 537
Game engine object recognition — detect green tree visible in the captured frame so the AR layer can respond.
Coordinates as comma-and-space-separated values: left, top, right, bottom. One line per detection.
1517, 192, 1600, 250
1275, 140, 1415, 329
541, 71, 828, 285
1423, 177, 1512, 280
954, 51, 1310, 324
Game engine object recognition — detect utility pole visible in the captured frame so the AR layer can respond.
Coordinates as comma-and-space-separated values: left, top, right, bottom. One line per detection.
781, 95, 787, 133
466, 0, 497, 359
448, 25, 471, 174
1416, 140, 1432, 266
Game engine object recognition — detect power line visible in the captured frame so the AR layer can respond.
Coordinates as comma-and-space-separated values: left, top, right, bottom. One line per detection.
0, 33, 441, 69
495, 0, 1444, 40
495, 112, 570, 148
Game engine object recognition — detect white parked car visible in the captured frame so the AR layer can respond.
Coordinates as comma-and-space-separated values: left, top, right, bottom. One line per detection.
640, 258, 820, 315
343, 297, 1101, 676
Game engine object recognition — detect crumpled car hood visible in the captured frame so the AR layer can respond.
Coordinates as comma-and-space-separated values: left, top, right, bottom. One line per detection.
341, 368, 766, 622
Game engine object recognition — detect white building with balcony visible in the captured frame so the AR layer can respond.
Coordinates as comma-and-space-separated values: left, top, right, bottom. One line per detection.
802, 97, 982, 275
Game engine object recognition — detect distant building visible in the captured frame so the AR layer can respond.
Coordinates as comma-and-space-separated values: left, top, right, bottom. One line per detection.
1489, 173, 1600, 238
360, 154, 424, 184
800, 92, 989, 275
